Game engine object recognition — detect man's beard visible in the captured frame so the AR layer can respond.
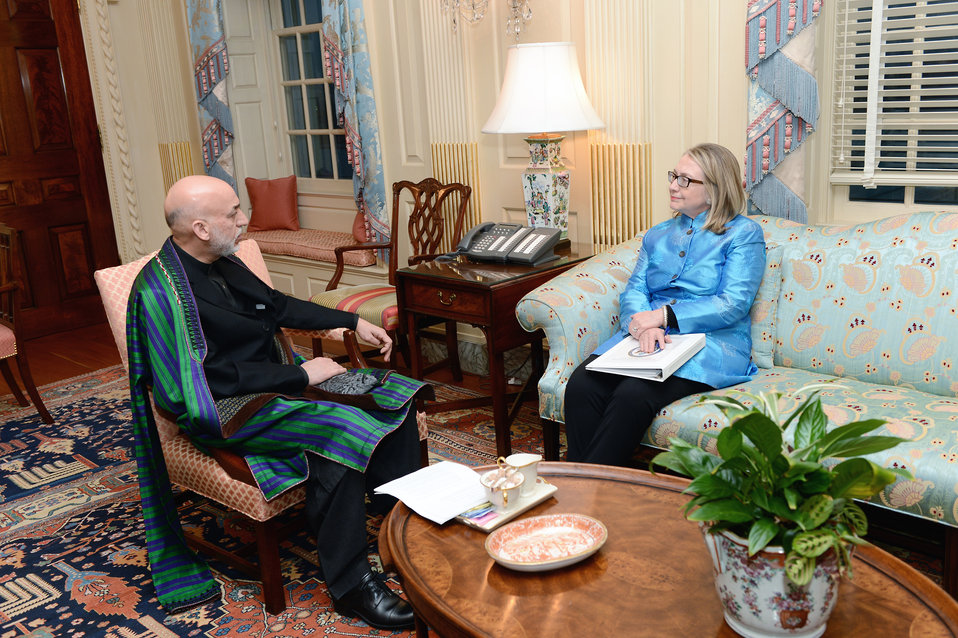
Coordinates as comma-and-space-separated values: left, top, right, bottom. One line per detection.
209, 229, 240, 257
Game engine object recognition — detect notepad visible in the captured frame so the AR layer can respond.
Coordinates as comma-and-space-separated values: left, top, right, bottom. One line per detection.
586, 332, 706, 381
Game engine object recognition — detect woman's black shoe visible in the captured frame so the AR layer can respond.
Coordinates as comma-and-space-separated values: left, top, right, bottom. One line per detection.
332, 571, 415, 629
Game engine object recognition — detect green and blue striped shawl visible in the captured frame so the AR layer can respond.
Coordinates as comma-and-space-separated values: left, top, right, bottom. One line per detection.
127, 239, 427, 613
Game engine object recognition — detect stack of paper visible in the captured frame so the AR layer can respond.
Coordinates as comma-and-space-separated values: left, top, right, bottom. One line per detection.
374, 461, 487, 524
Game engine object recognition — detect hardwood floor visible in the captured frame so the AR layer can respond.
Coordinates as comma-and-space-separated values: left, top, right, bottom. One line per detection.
2, 322, 121, 394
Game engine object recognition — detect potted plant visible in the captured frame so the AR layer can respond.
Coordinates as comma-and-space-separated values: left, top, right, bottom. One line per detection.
652, 384, 911, 638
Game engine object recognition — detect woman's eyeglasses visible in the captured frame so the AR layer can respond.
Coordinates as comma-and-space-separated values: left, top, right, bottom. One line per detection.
667, 171, 705, 188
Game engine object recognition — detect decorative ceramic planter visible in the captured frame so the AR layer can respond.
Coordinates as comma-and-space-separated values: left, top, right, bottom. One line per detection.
702, 527, 842, 638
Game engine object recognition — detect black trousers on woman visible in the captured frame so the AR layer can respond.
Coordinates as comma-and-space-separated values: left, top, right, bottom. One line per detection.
564, 354, 712, 466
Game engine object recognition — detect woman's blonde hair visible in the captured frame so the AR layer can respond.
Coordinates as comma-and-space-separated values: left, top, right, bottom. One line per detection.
682, 143, 746, 234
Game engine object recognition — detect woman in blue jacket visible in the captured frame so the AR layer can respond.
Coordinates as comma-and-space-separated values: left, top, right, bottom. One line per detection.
565, 143, 766, 465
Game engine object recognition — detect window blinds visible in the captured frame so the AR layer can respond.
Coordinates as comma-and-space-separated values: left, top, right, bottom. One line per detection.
831, 0, 958, 186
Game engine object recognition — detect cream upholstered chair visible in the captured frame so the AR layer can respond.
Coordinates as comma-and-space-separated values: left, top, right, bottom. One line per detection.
94, 239, 356, 614
0, 223, 53, 424
304, 178, 472, 379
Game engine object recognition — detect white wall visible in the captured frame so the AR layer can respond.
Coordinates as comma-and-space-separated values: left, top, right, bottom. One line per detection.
83, 0, 877, 265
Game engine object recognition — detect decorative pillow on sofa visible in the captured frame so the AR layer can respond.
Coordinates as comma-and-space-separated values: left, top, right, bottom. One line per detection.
352, 210, 369, 243
749, 243, 784, 369
245, 175, 299, 232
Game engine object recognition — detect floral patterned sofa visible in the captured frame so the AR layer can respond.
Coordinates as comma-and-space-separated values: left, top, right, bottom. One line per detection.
517, 211, 958, 590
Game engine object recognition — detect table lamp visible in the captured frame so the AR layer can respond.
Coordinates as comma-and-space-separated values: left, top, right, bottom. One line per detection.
482, 42, 604, 239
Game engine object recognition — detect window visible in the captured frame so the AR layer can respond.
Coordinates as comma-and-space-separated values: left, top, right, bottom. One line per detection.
831, 0, 958, 205
272, 0, 353, 181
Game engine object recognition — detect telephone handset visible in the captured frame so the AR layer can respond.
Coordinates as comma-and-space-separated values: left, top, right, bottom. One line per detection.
456, 222, 561, 266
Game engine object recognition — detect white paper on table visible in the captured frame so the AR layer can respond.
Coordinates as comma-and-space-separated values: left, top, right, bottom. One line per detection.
374, 460, 487, 524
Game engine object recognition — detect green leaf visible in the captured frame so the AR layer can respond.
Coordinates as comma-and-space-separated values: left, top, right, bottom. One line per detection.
732, 413, 784, 462
716, 427, 743, 460
793, 396, 828, 449
798, 494, 834, 529
686, 499, 755, 524
784, 552, 815, 586
793, 468, 832, 495
748, 518, 780, 555
793, 529, 836, 557
840, 501, 868, 536
826, 435, 910, 459
829, 458, 899, 499
814, 419, 890, 459
686, 473, 737, 500
784, 487, 800, 510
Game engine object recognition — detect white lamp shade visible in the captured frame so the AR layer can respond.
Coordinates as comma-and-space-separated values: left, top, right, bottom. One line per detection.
482, 42, 605, 135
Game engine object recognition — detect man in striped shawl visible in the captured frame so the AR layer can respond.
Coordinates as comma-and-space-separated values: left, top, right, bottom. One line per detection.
127, 175, 427, 628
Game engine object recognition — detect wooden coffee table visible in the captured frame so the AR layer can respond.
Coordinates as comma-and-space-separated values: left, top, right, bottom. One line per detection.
379, 463, 958, 637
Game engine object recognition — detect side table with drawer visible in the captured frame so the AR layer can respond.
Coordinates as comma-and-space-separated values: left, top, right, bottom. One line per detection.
396, 247, 590, 457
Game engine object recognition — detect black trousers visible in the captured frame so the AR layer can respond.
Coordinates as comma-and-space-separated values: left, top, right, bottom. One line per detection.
303, 408, 419, 599
564, 354, 712, 466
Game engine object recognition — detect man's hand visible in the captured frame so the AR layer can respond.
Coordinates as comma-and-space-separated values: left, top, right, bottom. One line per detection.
355, 318, 393, 362
301, 357, 347, 385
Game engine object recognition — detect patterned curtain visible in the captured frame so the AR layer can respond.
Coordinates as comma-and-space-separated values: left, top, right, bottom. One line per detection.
321, 0, 389, 245
745, 0, 822, 222
187, 0, 235, 190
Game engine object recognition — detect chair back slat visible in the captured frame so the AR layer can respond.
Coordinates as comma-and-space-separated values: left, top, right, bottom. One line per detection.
390, 178, 472, 286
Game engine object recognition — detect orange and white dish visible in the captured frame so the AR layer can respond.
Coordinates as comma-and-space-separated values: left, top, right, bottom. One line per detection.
484, 513, 608, 572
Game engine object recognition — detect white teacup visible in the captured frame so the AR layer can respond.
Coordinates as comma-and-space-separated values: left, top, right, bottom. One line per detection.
505, 452, 542, 497
480, 463, 525, 512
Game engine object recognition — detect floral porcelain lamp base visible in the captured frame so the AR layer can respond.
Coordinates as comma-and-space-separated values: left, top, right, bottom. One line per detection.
521, 133, 570, 239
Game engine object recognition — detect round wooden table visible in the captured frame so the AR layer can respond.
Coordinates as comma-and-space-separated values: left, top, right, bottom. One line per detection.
380, 462, 958, 637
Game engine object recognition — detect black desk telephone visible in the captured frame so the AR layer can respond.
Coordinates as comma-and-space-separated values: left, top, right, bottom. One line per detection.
455, 222, 561, 265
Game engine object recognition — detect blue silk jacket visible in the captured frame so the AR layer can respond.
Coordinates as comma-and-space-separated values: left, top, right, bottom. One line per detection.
593, 212, 766, 389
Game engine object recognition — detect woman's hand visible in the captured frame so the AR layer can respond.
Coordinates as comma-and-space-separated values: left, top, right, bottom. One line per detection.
635, 327, 672, 353
355, 318, 393, 362
627, 309, 666, 338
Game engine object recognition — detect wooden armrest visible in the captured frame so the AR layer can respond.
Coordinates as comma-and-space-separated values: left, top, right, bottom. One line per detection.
342, 329, 369, 368
327, 241, 391, 290
408, 253, 445, 265
0, 282, 18, 294
209, 447, 259, 487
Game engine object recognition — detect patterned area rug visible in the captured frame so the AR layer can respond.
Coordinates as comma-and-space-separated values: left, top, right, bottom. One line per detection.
0, 367, 547, 637
0, 367, 944, 637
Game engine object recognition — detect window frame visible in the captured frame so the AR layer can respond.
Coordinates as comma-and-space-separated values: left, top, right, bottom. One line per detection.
829, 1, 958, 187
266, 0, 354, 196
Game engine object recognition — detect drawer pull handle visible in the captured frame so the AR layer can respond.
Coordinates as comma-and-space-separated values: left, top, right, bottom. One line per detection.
438, 291, 457, 306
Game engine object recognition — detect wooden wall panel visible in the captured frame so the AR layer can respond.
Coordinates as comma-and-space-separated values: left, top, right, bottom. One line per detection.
17, 49, 72, 150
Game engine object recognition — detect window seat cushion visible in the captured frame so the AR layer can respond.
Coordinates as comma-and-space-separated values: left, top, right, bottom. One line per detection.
241, 229, 376, 267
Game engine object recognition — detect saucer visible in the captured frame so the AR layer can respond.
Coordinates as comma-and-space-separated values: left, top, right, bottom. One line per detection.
484, 513, 607, 572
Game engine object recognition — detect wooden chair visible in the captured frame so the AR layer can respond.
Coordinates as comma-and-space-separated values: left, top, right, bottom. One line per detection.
0, 223, 53, 424
94, 239, 366, 614
302, 178, 472, 379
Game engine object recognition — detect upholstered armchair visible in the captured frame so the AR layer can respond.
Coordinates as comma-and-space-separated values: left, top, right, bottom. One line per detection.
94, 239, 361, 614
515, 237, 643, 460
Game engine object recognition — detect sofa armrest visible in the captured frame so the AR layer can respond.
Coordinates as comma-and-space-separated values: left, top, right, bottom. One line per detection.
516, 235, 643, 423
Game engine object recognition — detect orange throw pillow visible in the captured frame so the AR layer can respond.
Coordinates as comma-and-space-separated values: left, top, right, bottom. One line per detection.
352, 210, 369, 242
245, 175, 299, 232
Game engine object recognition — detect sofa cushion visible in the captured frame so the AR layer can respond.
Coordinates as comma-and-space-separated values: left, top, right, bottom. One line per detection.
754, 212, 958, 397
646, 366, 958, 527
749, 244, 784, 368
245, 175, 300, 232
242, 229, 376, 267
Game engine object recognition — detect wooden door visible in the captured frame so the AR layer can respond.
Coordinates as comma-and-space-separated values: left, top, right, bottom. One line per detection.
0, 0, 119, 338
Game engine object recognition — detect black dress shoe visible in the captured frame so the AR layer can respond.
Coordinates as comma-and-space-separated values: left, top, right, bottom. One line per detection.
333, 571, 415, 630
